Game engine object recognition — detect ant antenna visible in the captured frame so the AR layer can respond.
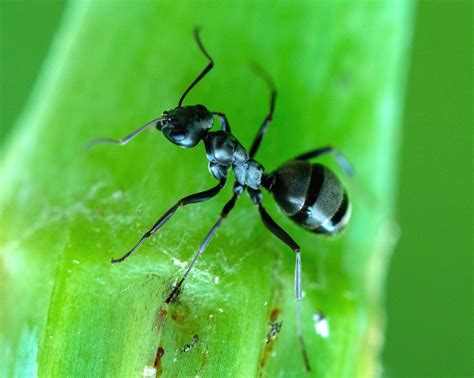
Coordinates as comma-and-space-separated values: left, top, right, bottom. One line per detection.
177, 27, 214, 107
85, 117, 162, 149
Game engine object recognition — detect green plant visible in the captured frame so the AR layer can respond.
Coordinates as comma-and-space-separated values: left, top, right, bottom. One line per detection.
0, 1, 413, 376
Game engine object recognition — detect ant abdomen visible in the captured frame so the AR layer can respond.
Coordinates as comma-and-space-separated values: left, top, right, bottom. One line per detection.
270, 160, 351, 236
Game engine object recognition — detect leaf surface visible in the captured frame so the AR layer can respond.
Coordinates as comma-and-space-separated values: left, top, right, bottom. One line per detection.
0, 2, 413, 376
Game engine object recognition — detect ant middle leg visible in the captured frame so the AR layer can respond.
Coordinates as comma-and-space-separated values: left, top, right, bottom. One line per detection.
165, 184, 242, 303
111, 179, 226, 264
294, 146, 354, 178
249, 64, 277, 159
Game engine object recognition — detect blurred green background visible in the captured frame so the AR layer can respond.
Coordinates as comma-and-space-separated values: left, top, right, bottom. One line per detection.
0, 1, 471, 376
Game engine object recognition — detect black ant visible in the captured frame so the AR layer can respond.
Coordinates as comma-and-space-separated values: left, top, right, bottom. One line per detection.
88, 28, 353, 372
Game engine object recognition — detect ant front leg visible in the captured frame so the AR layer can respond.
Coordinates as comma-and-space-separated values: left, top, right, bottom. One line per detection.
111, 179, 226, 264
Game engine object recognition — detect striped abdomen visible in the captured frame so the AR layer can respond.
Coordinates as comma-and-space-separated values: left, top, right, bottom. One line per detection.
271, 160, 351, 236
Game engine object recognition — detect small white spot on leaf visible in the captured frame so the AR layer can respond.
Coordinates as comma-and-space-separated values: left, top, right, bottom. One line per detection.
172, 258, 186, 268
142, 366, 156, 377
313, 311, 330, 338
112, 190, 123, 200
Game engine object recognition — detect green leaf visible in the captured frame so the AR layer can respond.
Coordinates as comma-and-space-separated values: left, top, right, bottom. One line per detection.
0, 1, 414, 376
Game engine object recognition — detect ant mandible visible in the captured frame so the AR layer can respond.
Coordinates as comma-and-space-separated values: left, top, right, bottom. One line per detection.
89, 28, 353, 372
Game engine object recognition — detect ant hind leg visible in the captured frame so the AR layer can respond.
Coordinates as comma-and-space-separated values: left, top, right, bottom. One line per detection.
294, 146, 354, 178
257, 201, 311, 372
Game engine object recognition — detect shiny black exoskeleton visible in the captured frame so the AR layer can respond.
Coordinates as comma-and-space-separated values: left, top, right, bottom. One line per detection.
88, 28, 353, 372
157, 104, 265, 189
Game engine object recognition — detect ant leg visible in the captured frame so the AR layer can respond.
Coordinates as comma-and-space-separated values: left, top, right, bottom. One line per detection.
165, 188, 241, 303
178, 27, 214, 107
249, 64, 276, 158
111, 179, 226, 264
294, 146, 354, 178
212, 112, 231, 133
85, 118, 162, 149
257, 203, 311, 372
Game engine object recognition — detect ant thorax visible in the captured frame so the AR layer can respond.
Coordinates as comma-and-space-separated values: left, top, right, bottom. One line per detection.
203, 130, 264, 189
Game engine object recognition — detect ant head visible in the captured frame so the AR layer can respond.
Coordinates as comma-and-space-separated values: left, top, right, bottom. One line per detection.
157, 105, 213, 148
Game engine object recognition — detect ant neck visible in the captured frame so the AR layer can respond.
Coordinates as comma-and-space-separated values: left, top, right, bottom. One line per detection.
261, 173, 275, 192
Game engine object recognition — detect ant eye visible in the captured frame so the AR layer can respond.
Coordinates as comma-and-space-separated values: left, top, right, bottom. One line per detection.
169, 129, 186, 141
